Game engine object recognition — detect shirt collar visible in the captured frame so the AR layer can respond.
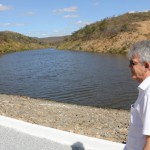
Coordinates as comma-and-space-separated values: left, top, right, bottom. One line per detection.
138, 76, 150, 91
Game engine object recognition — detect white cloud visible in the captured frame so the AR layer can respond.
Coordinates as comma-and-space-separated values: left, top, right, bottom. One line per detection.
0, 23, 25, 27
128, 10, 150, 14
25, 28, 73, 38
93, 2, 99, 6
52, 30, 65, 36
25, 11, 36, 16
52, 28, 72, 36
128, 11, 136, 14
75, 20, 91, 27
143, 10, 150, 12
64, 14, 79, 18
0, 4, 12, 11
53, 6, 78, 13
25, 30, 66, 37
25, 31, 49, 37
53, 30, 60, 33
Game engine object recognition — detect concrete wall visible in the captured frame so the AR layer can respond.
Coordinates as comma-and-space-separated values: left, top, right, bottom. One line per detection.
0, 116, 125, 150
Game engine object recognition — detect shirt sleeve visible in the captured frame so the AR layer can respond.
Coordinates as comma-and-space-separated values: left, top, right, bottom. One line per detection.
142, 94, 150, 135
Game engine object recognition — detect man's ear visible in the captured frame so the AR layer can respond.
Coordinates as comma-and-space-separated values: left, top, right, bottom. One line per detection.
145, 63, 149, 68
145, 62, 150, 70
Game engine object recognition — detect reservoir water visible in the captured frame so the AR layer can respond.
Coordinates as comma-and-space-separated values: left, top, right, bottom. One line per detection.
0, 49, 138, 110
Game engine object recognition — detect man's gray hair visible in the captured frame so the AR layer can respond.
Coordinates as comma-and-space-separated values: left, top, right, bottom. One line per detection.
128, 40, 150, 62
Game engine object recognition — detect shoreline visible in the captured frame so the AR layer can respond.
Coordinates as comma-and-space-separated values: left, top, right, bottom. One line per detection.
0, 94, 130, 143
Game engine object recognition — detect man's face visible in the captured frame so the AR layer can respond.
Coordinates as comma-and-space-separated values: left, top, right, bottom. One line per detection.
129, 56, 146, 83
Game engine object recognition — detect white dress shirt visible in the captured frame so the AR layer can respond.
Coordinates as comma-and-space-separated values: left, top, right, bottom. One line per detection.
124, 76, 150, 150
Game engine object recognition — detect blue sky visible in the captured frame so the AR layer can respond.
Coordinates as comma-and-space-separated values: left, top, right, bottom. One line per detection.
0, 0, 150, 38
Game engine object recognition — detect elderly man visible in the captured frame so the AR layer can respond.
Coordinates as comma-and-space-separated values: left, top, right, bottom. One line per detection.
124, 40, 150, 150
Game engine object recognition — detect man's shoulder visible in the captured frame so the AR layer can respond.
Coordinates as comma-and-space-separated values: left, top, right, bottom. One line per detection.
139, 76, 150, 93
146, 87, 150, 96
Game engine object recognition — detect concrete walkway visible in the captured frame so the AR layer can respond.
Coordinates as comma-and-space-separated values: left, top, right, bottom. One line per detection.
0, 116, 125, 150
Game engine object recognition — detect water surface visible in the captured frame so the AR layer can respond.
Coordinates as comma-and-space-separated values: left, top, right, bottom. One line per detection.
0, 49, 138, 109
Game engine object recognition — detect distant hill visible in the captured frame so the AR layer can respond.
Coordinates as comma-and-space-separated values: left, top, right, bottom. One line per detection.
0, 31, 52, 54
39, 36, 68, 43
57, 11, 150, 54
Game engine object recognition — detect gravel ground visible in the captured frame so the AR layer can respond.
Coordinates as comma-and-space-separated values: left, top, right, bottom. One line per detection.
0, 94, 130, 143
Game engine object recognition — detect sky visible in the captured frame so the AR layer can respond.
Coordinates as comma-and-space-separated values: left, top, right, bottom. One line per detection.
0, 0, 150, 38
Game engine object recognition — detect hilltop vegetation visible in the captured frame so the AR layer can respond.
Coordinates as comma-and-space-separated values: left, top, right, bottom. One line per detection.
1, 11, 150, 55
0, 31, 52, 54
57, 11, 150, 54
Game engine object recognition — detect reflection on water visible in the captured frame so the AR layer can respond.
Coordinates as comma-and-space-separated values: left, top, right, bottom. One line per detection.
0, 49, 138, 109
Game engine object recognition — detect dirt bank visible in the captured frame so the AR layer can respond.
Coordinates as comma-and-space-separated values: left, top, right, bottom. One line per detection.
0, 94, 130, 143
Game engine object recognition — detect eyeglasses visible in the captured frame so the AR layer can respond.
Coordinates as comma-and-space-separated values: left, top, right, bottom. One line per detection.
129, 60, 143, 66
129, 60, 136, 66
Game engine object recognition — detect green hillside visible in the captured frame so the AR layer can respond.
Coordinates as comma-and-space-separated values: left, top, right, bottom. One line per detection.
0, 31, 52, 54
